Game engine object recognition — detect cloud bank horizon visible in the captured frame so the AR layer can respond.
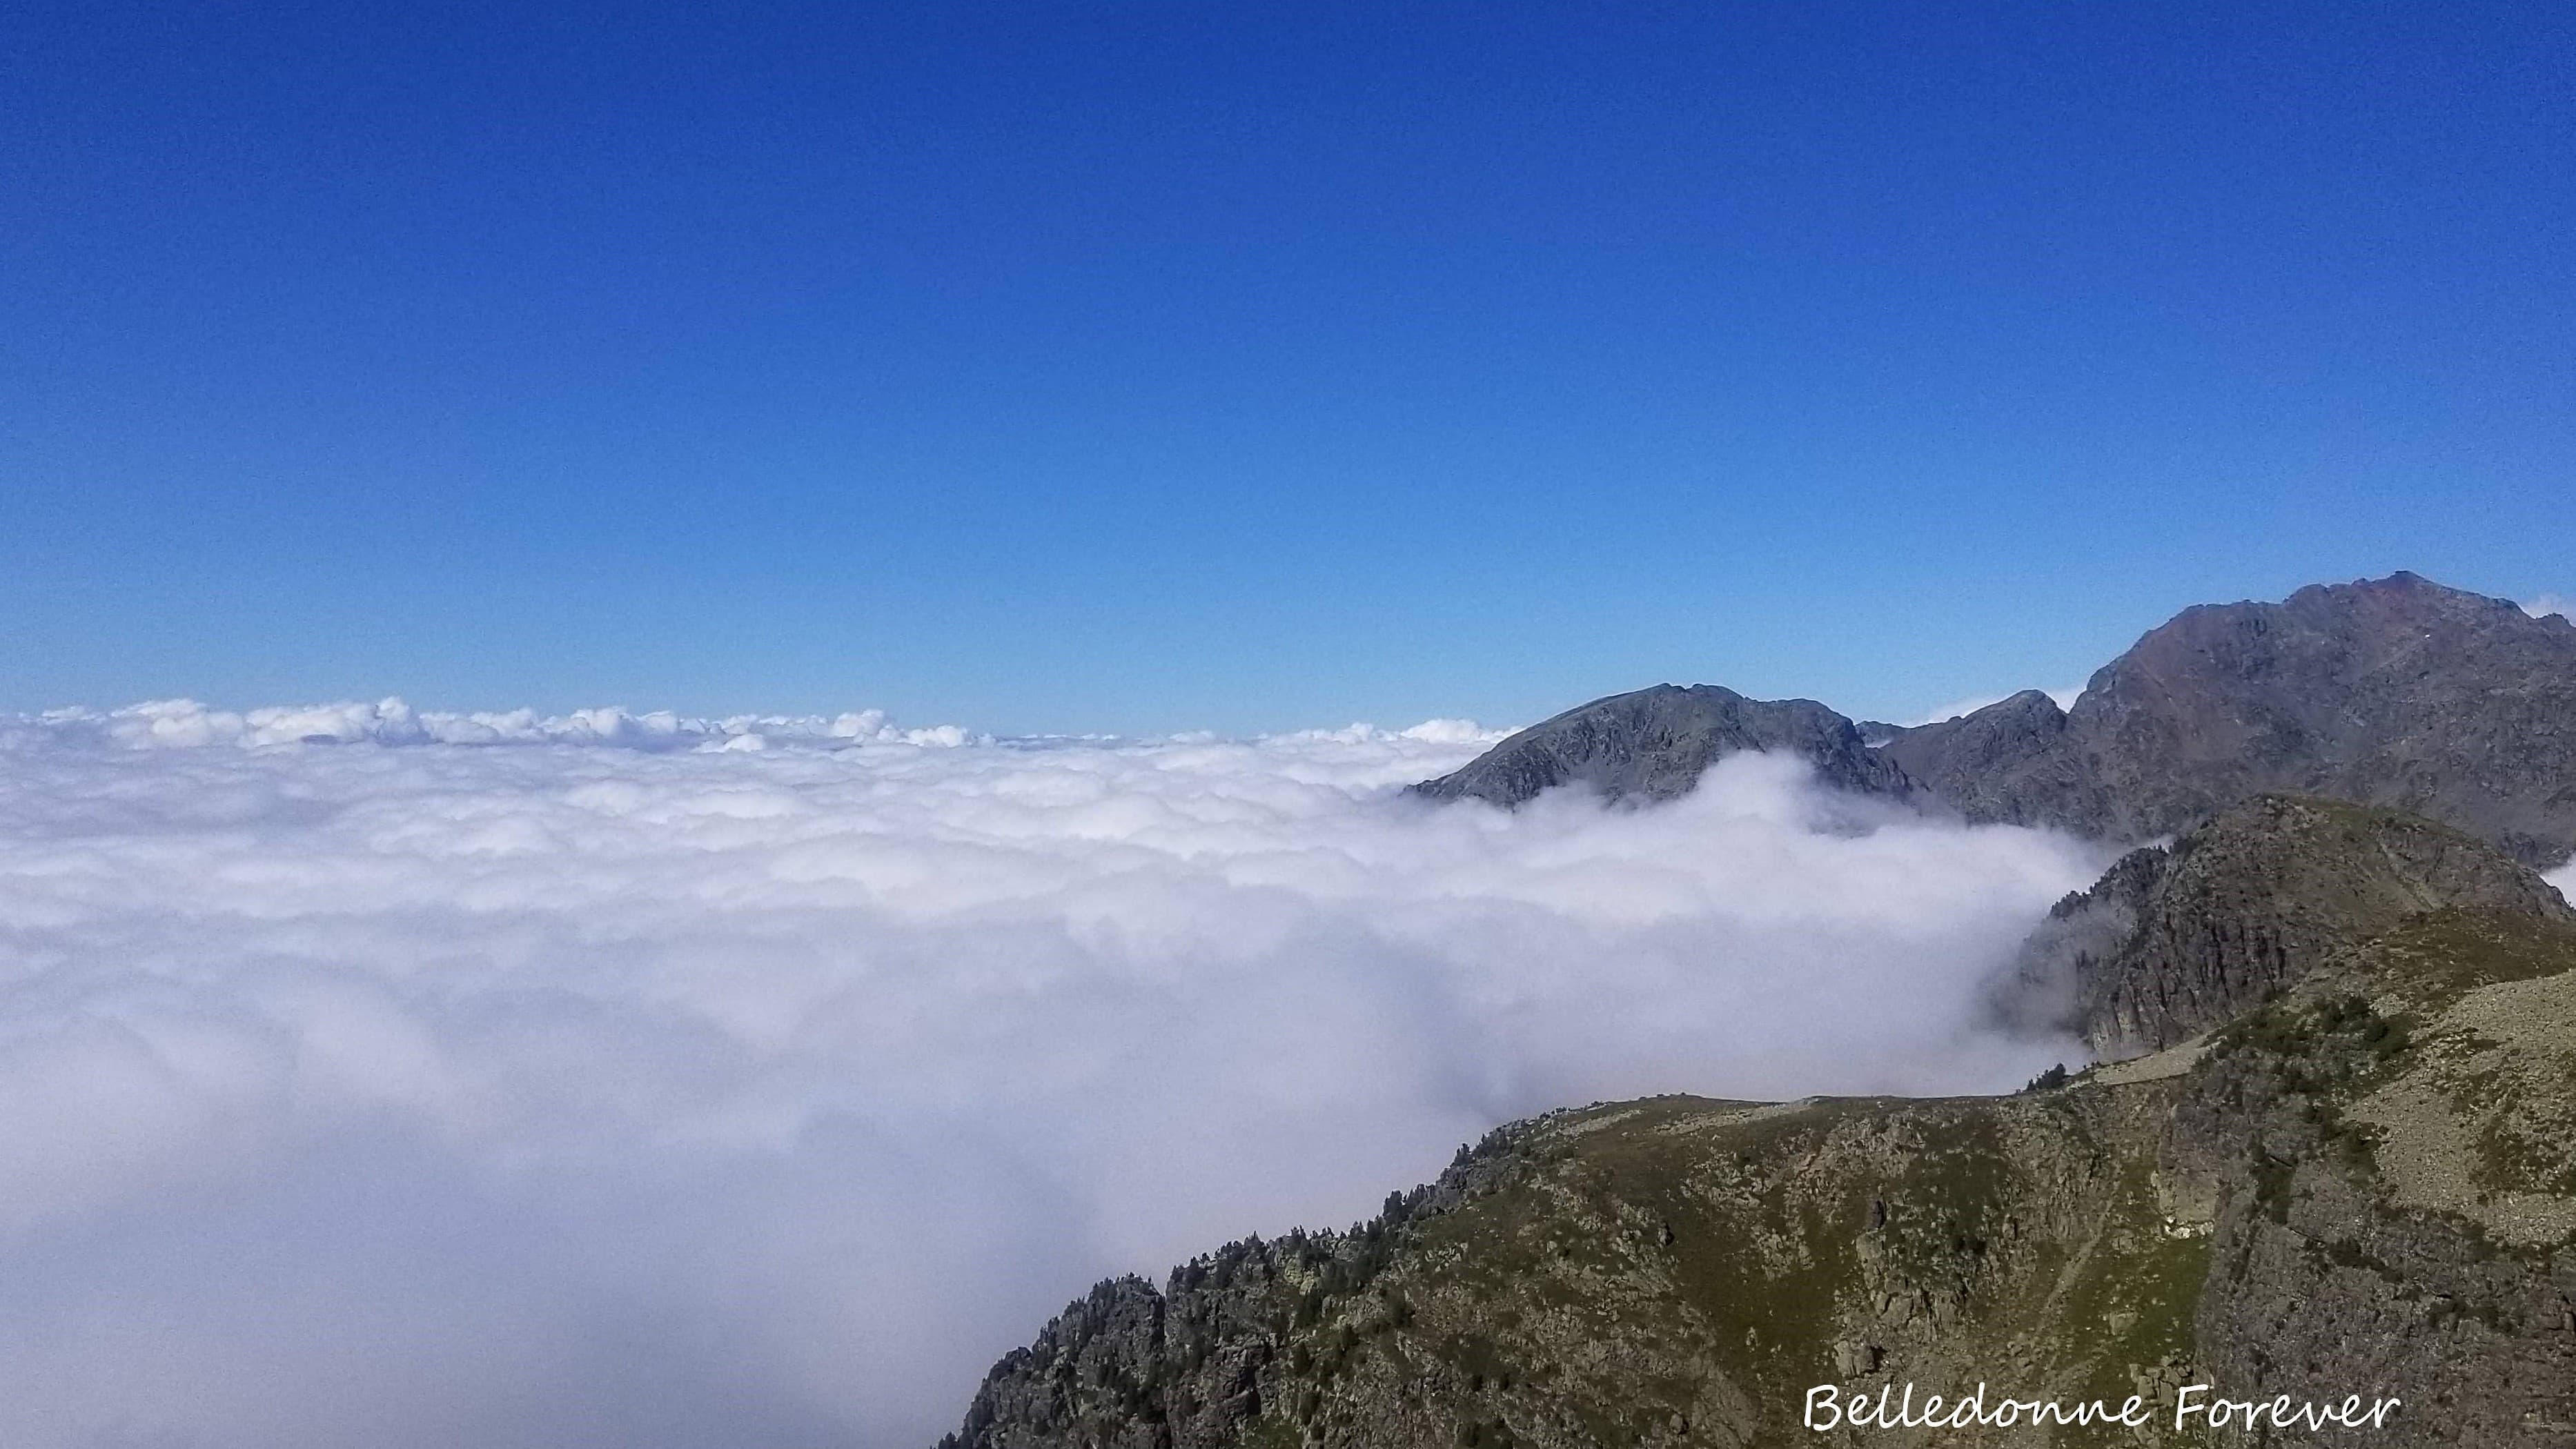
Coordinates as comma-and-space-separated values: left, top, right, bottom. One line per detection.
11, 696, 2550, 1446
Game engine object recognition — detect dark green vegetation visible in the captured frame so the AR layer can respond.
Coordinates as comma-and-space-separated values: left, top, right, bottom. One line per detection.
941, 804, 2576, 1447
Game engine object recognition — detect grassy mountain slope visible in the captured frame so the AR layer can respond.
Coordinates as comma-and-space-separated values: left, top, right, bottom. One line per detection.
940, 807, 2576, 1448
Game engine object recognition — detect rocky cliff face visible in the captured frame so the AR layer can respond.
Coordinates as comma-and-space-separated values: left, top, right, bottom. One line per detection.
1406, 684, 1912, 809
1885, 573, 2576, 865
939, 807, 2576, 1448
2007, 794, 2576, 1058
1418, 574, 2576, 867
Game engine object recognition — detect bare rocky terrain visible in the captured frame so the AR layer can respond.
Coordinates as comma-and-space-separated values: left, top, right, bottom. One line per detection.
1415, 574, 2576, 868
1882, 573, 2576, 867
2006, 794, 2576, 1058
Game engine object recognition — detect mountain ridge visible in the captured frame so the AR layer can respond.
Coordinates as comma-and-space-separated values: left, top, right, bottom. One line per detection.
1413, 573, 2576, 867
1406, 683, 1913, 810
1886, 572, 2576, 864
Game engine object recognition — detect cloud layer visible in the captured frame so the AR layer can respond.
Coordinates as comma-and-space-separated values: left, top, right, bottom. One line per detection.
0, 703, 2118, 1447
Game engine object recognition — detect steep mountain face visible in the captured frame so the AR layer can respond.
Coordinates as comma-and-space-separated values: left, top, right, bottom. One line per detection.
1885, 573, 2576, 865
1406, 684, 1911, 809
940, 808, 2576, 1448
1416, 575, 2576, 867
2006, 794, 2576, 1058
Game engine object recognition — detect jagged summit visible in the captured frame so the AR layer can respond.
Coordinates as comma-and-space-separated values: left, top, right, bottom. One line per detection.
1887, 571, 2576, 863
1417, 573, 2576, 865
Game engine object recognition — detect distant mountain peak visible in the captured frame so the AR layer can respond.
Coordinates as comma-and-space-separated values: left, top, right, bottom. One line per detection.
1406, 682, 1911, 809
1416, 573, 2576, 867
1894, 571, 2576, 862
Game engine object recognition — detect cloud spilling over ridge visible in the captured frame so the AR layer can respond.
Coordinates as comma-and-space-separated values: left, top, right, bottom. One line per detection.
0, 702, 2108, 1448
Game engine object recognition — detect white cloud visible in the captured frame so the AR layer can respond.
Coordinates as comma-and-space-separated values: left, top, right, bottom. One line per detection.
13, 696, 987, 753
0, 702, 2103, 1448
2525, 593, 2573, 621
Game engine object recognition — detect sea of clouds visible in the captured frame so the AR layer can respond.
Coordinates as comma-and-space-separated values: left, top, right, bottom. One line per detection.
13, 697, 2504, 1448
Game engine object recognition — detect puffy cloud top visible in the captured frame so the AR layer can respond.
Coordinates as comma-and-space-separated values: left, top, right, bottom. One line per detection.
14, 696, 987, 752
0, 700, 2110, 1448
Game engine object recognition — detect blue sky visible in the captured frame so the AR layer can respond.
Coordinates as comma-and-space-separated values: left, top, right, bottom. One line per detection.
7, 1, 2570, 734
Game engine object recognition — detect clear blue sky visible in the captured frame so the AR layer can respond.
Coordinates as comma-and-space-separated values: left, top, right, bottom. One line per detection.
7, 1, 2570, 733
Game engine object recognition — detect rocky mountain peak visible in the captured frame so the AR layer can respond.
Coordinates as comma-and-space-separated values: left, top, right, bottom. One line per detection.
1422, 573, 2576, 867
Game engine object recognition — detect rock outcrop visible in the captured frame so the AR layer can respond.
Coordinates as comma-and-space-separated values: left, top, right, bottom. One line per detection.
941, 807, 2576, 1448
1407, 684, 1912, 809
2006, 794, 2576, 1058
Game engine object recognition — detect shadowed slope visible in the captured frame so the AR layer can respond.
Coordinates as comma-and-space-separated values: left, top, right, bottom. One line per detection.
2005, 794, 2576, 1058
